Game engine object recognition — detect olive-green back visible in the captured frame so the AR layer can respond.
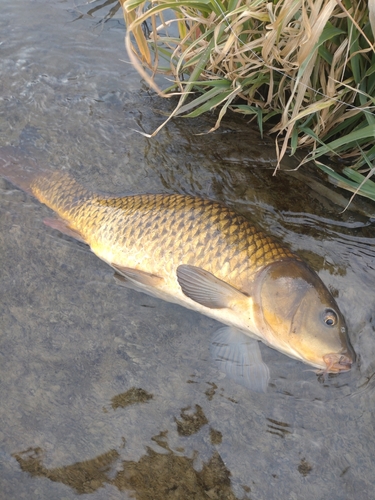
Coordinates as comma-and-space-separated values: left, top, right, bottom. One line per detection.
30, 172, 298, 291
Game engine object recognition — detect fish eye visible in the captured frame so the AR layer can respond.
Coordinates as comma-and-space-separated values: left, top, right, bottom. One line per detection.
323, 308, 338, 327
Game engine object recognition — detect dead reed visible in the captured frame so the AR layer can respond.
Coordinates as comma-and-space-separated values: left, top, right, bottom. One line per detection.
120, 0, 375, 203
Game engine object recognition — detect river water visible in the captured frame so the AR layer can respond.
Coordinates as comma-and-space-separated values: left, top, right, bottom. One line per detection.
1, 1, 375, 499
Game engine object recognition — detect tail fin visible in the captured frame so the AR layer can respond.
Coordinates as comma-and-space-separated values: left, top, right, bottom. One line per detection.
0, 146, 44, 195
0, 146, 91, 219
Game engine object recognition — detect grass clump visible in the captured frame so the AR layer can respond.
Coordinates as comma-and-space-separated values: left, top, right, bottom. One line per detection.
119, 0, 375, 203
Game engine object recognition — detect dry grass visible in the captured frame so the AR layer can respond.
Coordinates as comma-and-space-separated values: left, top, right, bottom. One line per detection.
119, 0, 375, 202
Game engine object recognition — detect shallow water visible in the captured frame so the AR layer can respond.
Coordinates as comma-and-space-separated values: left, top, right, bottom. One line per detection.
1, 1, 375, 499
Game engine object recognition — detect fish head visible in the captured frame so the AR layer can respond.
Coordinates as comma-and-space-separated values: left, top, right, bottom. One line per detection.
255, 260, 355, 372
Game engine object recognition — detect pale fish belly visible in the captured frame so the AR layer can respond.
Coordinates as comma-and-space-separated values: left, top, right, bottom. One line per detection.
91, 238, 260, 340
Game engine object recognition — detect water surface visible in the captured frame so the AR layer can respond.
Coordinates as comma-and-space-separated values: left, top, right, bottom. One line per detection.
1, 1, 375, 499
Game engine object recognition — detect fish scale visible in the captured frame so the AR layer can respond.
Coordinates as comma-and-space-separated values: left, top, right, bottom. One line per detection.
0, 146, 354, 376
29, 172, 297, 291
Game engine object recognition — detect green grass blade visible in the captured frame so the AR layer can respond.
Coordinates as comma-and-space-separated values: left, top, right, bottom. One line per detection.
182, 90, 235, 117
316, 162, 375, 202
174, 84, 231, 115
308, 124, 375, 160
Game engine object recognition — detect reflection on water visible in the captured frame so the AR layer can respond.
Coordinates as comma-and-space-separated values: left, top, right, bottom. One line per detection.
1, 0, 375, 499
82, 0, 121, 23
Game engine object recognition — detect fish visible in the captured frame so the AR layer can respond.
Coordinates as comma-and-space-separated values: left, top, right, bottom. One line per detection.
0, 146, 355, 390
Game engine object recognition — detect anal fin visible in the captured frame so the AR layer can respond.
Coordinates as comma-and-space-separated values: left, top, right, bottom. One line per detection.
43, 218, 86, 243
111, 264, 163, 288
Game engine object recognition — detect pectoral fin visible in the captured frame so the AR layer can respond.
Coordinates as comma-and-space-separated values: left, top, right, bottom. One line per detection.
177, 265, 247, 309
111, 264, 163, 288
210, 327, 270, 393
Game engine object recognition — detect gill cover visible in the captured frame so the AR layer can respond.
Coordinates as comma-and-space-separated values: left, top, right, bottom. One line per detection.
253, 260, 354, 370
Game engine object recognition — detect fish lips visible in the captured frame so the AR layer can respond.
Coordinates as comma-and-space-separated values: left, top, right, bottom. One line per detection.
323, 351, 355, 373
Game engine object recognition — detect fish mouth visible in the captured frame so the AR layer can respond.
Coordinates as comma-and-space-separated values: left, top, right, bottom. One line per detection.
323, 353, 354, 373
